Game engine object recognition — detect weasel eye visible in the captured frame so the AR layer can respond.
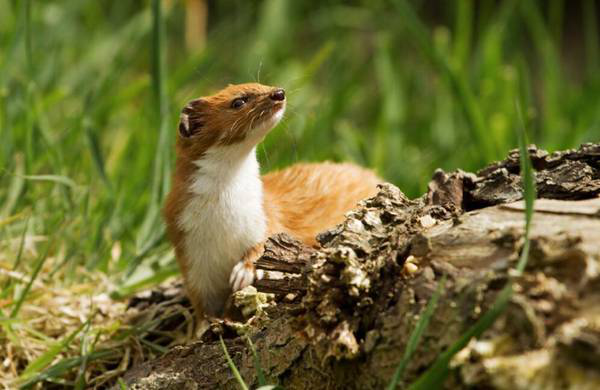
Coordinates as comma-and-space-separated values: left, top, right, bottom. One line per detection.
231, 97, 247, 109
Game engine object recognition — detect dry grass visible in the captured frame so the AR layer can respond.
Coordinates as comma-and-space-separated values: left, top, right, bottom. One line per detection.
0, 232, 194, 389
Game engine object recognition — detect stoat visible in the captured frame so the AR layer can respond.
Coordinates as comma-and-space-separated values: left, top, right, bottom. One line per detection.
163, 83, 381, 319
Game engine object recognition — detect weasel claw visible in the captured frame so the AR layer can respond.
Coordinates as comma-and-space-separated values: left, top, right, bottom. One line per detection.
230, 261, 255, 292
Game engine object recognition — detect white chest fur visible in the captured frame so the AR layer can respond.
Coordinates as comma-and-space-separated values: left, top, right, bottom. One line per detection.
177, 146, 266, 315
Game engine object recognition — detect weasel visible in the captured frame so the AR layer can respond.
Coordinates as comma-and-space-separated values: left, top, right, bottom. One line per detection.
164, 83, 381, 319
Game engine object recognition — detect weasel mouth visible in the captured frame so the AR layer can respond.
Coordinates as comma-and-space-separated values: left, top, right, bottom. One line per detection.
270, 102, 285, 118
251, 102, 285, 132
243, 98, 286, 139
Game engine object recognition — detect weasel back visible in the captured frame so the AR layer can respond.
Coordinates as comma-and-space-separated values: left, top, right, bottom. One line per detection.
262, 162, 381, 246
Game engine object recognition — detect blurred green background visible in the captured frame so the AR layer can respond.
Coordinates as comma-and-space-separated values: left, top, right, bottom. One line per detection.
1, 0, 599, 292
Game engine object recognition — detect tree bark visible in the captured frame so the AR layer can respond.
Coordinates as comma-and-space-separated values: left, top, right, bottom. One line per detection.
120, 144, 600, 390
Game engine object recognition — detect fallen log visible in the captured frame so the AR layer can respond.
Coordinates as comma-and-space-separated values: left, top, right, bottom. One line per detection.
120, 144, 600, 390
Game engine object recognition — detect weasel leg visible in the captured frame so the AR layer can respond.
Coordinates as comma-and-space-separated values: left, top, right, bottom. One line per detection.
229, 243, 265, 292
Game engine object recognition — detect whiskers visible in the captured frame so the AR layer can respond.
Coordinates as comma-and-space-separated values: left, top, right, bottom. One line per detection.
225, 115, 245, 143
281, 85, 304, 162
255, 62, 263, 84
247, 107, 263, 135
260, 142, 271, 170
282, 101, 301, 119
222, 104, 261, 144
278, 114, 299, 163
283, 86, 303, 96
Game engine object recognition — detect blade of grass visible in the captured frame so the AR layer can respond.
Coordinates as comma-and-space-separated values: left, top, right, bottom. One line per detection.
151, 0, 169, 199
1, 154, 25, 216
113, 262, 178, 299
74, 311, 99, 390
220, 336, 249, 390
406, 284, 513, 390
515, 101, 536, 274
0, 212, 26, 228
453, 0, 473, 69
117, 378, 128, 390
387, 275, 446, 389
2, 216, 29, 294
19, 349, 117, 389
10, 238, 52, 318
23, 0, 32, 76
407, 103, 536, 389
20, 174, 77, 188
136, 0, 170, 261
83, 115, 111, 191
19, 320, 89, 380
22, 0, 36, 173
245, 335, 267, 386
12, 218, 28, 272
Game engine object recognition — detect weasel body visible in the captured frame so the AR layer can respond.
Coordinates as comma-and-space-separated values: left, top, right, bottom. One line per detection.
164, 83, 380, 318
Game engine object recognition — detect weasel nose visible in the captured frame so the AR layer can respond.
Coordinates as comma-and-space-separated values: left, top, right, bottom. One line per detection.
270, 89, 285, 101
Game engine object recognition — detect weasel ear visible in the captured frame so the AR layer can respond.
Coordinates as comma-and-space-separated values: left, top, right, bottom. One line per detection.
178, 98, 205, 138
178, 114, 194, 138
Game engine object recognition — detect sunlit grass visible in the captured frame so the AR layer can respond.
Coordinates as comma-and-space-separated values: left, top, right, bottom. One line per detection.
0, 0, 597, 387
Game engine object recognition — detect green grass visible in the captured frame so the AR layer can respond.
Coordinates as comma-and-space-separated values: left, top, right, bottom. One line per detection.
387, 275, 445, 389
0, 0, 597, 387
220, 336, 249, 390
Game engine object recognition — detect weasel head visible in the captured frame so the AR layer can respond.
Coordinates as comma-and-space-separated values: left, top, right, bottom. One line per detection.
176, 83, 286, 161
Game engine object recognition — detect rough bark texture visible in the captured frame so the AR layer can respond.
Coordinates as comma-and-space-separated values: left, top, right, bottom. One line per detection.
120, 143, 600, 389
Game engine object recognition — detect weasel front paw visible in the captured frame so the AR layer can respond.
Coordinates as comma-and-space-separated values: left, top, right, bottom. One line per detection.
230, 260, 264, 292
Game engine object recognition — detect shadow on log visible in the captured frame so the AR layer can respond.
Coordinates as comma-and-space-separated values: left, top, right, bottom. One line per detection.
120, 144, 600, 390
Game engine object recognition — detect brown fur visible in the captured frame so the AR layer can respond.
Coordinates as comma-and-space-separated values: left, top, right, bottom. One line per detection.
163, 83, 381, 320
263, 162, 380, 245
